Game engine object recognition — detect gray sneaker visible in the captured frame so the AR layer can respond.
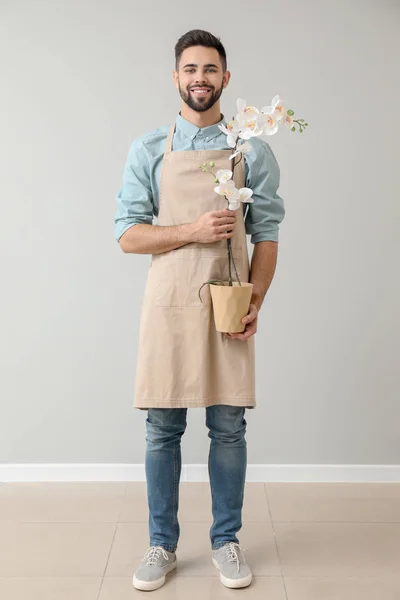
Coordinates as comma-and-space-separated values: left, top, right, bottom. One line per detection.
212, 542, 252, 588
133, 546, 177, 591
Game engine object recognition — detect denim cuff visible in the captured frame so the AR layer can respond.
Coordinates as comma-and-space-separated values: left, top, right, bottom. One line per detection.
212, 540, 238, 550
149, 542, 177, 553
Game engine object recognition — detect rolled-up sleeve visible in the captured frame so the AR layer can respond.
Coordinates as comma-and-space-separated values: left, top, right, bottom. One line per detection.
114, 138, 153, 243
244, 138, 285, 244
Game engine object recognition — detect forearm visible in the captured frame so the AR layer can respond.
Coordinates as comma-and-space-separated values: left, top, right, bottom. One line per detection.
249, 241, 278, 311
119, 223, 195, 255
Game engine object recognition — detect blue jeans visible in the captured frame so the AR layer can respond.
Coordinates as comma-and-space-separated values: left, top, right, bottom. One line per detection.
145, 405, 247, 552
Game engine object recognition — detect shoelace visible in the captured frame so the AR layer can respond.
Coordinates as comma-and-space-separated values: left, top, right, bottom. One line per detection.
141, 546, 169, 566
224, 542, 246, 573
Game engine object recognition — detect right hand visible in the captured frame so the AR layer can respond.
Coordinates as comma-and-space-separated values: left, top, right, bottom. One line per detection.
191, 209, 237, 244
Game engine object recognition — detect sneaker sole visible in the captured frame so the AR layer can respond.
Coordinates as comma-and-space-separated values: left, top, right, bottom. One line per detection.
132, 560, 177, 591
212, 557, 252, 588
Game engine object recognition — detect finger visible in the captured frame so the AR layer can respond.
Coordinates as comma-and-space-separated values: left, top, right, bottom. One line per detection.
219, 217, 236, 225
235, 330, 255, 340
214, 209, 233, 217
216, 224, 235, 233
215, 219, 236, 229
245, 324, 257, 338
228, 328, 249, 340
242, 312, 256, 324
240, 322, 257, 338
242, 305, 258, 324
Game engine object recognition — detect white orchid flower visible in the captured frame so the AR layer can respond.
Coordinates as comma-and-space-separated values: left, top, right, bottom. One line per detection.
238, 187, 254, 203
261, 95, 284, 117
227, 186, 254, 210
214, 179, 239, 200
215, 169, 233, 183
261, 113, 279, 136
214, 177, 254, 211
261, 95, 291, 135
229, 140, 252, 160
235, 98, 264, 140
261, 95, 292, 133
218, 119, 240, 148
281, 113, 294, 129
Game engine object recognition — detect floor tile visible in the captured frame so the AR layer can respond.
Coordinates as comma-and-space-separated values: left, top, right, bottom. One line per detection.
118, 483, 148, 522
266, 482, 400, 522
0, 483, 126, 523
275, 522, 400, 577
105, 522, 150, 577
0, 577, 101, 600
0, 522, 116, 577
284, 576, 400, 600
99, 575, 286, 599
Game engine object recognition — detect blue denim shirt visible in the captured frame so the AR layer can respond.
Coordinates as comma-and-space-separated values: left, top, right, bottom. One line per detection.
114, 113, 285, 244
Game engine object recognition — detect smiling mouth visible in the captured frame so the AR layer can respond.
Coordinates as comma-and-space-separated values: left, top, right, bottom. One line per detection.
191, 88, 211, 95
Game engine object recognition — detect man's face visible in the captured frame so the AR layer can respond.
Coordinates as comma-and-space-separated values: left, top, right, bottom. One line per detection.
174, 46, 230, 113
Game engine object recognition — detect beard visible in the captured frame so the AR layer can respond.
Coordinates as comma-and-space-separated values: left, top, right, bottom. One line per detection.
178, 80, 224, 113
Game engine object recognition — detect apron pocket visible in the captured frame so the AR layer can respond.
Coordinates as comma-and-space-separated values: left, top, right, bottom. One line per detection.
154, 250, 243, 308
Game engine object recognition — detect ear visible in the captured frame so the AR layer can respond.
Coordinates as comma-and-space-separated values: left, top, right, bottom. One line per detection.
223, 70, 231, 89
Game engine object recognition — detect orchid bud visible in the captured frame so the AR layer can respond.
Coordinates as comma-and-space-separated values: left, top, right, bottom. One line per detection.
209, 161, 215, 168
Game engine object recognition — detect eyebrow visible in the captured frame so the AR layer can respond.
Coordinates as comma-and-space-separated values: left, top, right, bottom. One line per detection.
182, 63, 219, 69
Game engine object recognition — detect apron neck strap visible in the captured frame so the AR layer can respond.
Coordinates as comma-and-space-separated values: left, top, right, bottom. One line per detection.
165, 122, 176, 153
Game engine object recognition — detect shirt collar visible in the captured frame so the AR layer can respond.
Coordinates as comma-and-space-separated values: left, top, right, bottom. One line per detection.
176, 112, 226, 141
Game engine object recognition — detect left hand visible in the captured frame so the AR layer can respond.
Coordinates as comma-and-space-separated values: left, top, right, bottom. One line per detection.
224, 303, 258, 341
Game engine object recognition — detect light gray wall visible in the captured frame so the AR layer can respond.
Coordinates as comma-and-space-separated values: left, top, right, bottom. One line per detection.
1, 0, 399, 466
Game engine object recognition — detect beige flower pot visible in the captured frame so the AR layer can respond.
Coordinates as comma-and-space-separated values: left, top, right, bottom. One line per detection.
209, 282, 253, 333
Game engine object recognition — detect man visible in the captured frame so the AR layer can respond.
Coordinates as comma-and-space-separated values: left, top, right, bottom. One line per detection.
114, 29, 285, 592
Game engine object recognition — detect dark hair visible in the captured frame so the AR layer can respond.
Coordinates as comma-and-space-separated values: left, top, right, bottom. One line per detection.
175, 29, 227, 72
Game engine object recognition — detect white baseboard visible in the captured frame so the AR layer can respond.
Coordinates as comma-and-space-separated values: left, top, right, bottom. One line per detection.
1, 464, 400, 483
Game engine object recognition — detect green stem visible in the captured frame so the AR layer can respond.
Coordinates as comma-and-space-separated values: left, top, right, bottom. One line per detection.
227, 237, 233, 285
226, 145, 243, 287
293, 119, 307, 132
231, 245, 241, 285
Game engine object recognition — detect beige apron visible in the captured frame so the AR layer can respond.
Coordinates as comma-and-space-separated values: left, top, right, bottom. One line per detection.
133, 122, 256, 410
